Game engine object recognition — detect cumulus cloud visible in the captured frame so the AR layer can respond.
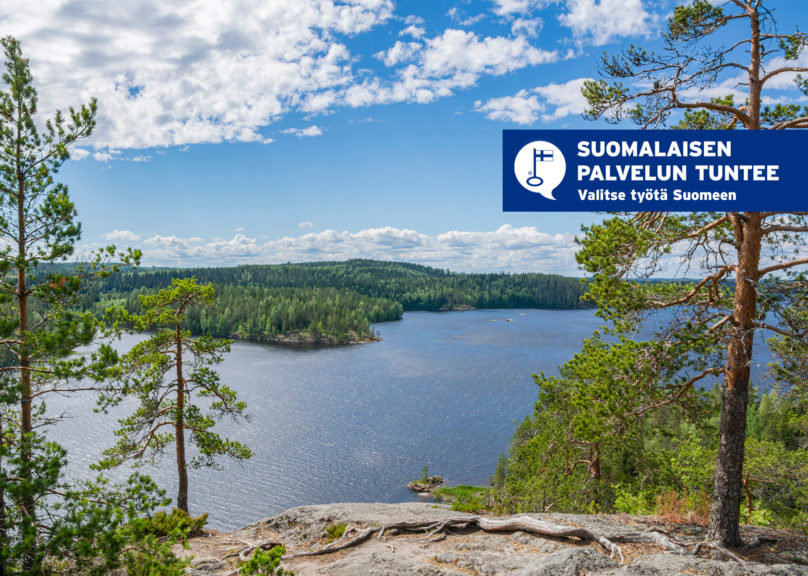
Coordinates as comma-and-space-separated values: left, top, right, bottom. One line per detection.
71, 147, 90, 161
118, 225, 580, 274
533, 77, 591, 120
447, 7, 486, 27
560, 0, 655, 45
5, 1, 567, 155
511, 18, 542, 37
103, 229, 141, 242
474, 90, 542, 124
491, 0, 547, 16
280, 125, 324, 137
342, 28, 558, 108
421, 29, 555, 77
475, 77, 592, 124
399, 14, 426, 38
298, 221, 314, 229
3, 1, 394, 151
400, 24, 426, 39
375, 41, 422, 67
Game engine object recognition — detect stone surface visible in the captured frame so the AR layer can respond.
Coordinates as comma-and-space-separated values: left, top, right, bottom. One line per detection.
178, 502, 808, 576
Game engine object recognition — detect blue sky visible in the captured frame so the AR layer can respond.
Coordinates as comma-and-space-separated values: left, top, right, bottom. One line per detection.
3, 0, 806, 274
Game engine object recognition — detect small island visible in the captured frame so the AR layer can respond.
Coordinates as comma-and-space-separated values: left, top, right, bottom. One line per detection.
407, 467, 444, 493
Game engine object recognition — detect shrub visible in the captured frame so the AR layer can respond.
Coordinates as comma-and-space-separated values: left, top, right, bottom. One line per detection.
240, 545, 294, 576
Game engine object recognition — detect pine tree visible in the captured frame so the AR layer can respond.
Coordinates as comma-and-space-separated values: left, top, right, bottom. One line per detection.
98, 278, 251, 513
581, 0, 808, 546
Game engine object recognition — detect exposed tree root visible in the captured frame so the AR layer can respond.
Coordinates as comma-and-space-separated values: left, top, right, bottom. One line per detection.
286, 515, 626, 563
281, 514, 763, 565
224, 538, 284, 563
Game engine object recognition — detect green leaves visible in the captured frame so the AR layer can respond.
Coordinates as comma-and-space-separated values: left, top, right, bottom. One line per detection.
98, 277, 250, 512
665, 0, 725, 43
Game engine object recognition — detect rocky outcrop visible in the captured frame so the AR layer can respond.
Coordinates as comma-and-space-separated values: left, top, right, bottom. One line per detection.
407, 476, 444, 493
181, 502, 808, 576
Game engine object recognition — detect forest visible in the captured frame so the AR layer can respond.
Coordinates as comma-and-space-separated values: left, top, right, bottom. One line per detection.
81, 260, 589, 343
493, 0, 808, 548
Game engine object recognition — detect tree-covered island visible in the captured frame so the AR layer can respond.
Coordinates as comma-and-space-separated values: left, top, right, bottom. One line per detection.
79, 260, 589, 344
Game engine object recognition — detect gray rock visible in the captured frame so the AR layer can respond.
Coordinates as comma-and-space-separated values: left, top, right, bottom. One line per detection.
313, 550, 453, 576
181, 503, 808, 576
511, 548, 618, 576
184, 557, 227, 576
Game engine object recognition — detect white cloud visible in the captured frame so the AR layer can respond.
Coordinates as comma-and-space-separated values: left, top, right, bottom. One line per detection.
118, 225, 580, 273
491, 0, 547, 16
759, 52, 808, 91
6, 2, 568, 152
103, 229, 142, 242
298, 221, 314, 228
70, 147, 90, 160
474, 90, 542, 124
341, 28, 558, 109
4, 1, 394, 151
280, 125, 324, 137
93, 149, 120, 163
559, 0, 654, 45
533, 77, 591, 120
400, 15, 425, 38
400, 24, 426, 39
475, 77, 591, 124
447, 7, 486, 26
421, 29, 555, 77
234, 226, 246, 232
375, 41, 422, 67
511, 18, 542, 37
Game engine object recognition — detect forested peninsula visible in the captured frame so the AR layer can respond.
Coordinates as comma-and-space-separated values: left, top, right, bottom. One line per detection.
83, 259, 588, 344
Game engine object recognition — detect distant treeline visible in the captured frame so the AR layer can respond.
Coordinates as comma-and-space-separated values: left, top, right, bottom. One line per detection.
95, 260, 589, 310
80, 260, 588, 343
89, 285, 401, 344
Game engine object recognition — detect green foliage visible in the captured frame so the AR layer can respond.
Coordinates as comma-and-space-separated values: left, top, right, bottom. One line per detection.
141, 508, 208, 538
500, 380, 808, 530
432, 485, 490, 513
0, 35, 166, 575
420, 465, 429, 483
240, 545, 294, 576
665, 0, 724, 43
83, 260, 589, 343
97, 278, 251, 514
324, 523, 346, 543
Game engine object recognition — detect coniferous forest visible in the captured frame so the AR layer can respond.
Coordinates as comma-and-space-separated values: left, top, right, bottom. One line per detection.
81, 260, 589, 343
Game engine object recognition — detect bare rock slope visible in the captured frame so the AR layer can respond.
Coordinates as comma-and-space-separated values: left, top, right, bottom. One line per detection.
181, 502, 808, 576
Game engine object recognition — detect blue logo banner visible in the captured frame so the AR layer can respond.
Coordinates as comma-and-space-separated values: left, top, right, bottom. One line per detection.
503, 130, 806, 212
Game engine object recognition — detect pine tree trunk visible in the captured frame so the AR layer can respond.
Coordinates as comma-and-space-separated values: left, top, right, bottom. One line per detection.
0, 414, 6, 576
175, 322, 189, 513
707, 213, 761, 547
16, 146, 35, 571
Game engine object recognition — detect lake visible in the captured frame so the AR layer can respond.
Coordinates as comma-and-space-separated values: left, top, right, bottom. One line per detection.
49, 308, 769, 530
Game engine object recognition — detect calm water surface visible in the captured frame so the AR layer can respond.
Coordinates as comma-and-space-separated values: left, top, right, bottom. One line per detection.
49, 309, 766, 530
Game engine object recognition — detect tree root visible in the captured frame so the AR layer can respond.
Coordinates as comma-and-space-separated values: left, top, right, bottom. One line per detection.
280, 513, 770, 567
286, 514, 626, 563
223, 538, 284, 563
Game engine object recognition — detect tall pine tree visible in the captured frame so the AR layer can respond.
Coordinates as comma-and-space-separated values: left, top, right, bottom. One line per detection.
581, 0, 808, 546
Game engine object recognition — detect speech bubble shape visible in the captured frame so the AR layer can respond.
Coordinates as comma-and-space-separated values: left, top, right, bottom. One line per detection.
514, 141, 566, 200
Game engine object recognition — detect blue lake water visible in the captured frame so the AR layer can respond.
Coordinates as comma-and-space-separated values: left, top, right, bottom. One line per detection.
49, 308, 770, 530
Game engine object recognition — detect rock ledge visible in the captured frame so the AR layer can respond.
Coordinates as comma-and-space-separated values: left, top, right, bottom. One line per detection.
181, 502, 808, 576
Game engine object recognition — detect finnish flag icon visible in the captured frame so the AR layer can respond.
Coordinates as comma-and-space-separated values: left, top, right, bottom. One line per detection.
514, 141, 566, 200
